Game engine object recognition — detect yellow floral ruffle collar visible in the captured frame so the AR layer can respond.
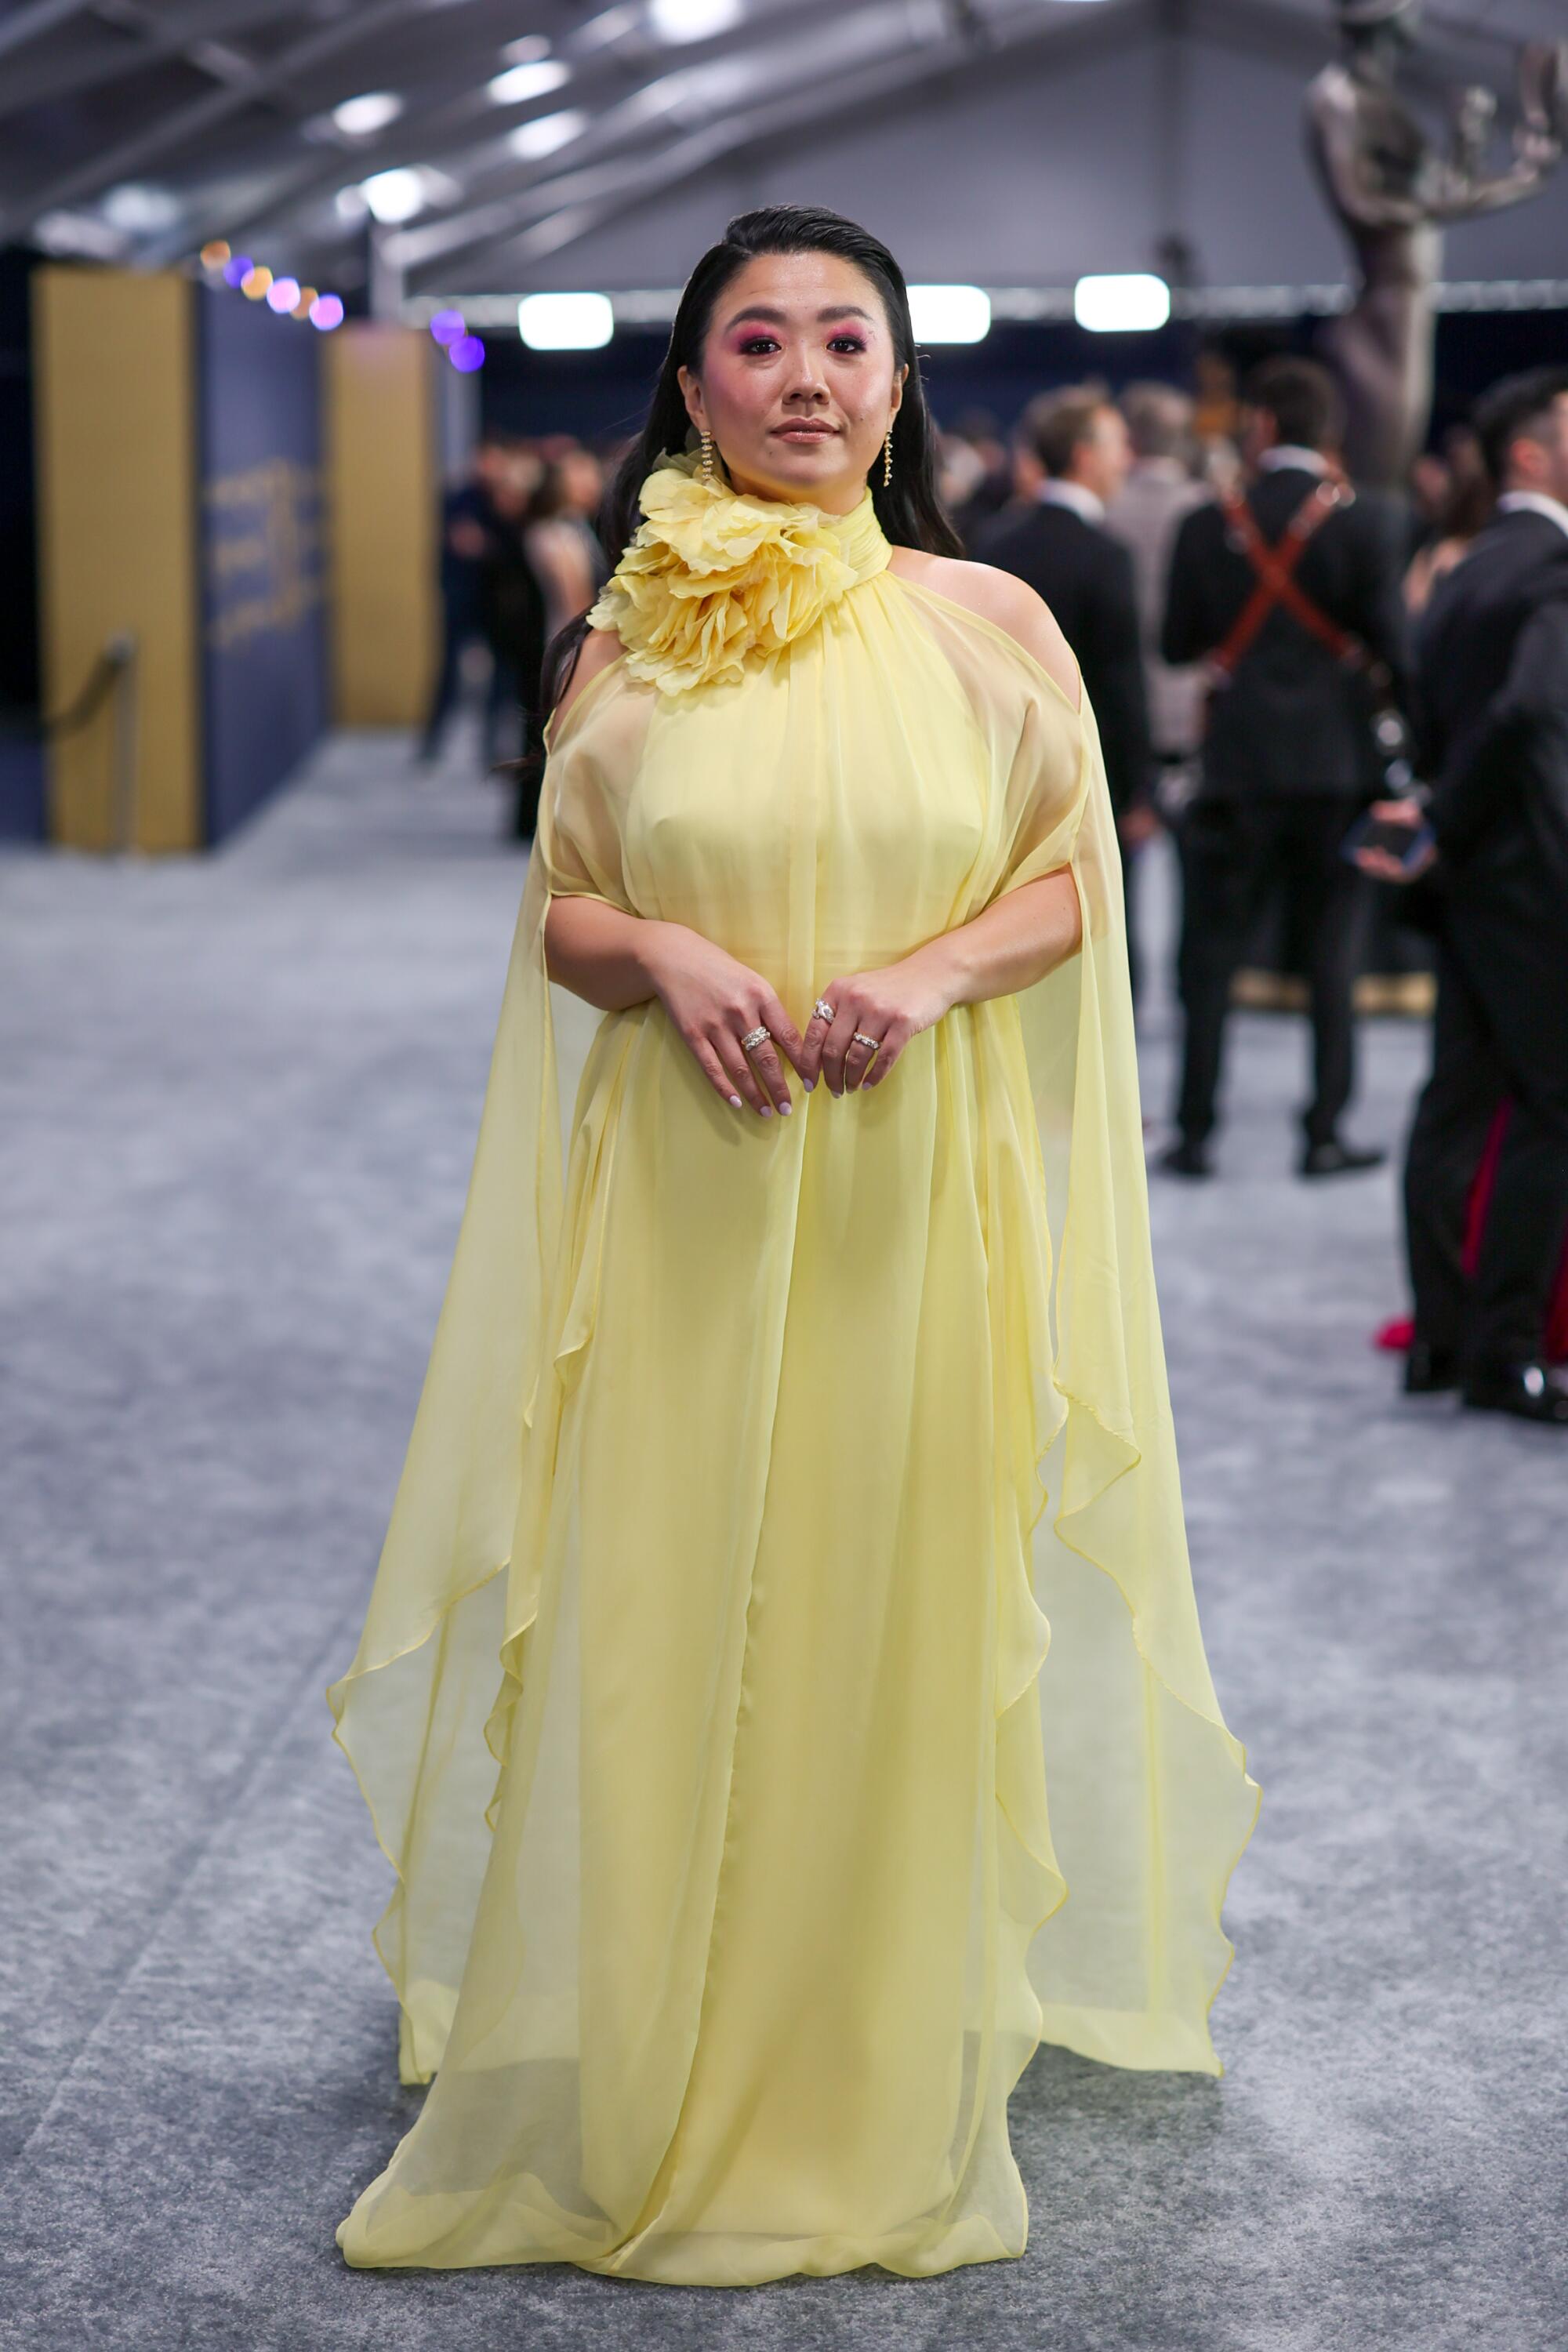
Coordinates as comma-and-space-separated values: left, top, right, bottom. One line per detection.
586, 448, 891, 696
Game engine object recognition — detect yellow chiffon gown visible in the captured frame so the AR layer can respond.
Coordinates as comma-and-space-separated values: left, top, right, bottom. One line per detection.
327, 453, 1260, 2286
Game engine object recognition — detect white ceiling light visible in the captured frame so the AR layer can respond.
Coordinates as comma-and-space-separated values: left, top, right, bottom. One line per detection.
502, 35, 552, 64
517, 292, 614, 349
332, 91, 404, 137
907, 284, 991, 343
100, 183, 183, 233
488, 58, 571, 104
1073, 273, 1171, 332
360, 166, 429, 223
507, 109, 587, 161
33, 209, 126, 260
648, 0, 742, 43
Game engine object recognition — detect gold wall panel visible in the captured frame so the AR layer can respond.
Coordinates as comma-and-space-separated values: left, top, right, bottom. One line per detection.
33, 267, 201, 852
323, 325, 437, 726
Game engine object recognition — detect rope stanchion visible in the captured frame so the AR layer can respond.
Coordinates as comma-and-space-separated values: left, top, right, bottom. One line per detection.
0, 633, 136, 746
0, 633, 140, 852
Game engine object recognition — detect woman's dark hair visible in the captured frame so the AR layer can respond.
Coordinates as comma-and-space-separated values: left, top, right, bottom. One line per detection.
539, 203, 962, 718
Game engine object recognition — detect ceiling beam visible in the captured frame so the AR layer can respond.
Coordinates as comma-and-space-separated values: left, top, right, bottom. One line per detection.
394, 0, 1152, 285
0, 0, 92, 62
200, 0, 931, 261
0, 0, 497, 238
0, 1, 308, 119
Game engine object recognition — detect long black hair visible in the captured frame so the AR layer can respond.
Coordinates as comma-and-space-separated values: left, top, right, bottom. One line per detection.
539, 203, 962, 720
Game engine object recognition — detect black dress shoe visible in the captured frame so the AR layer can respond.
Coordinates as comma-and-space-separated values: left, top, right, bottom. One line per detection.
1404, 1342, 1461, 1395
1299, 1138, 1388, 1179
1462, 1363, 1568, 1425
1156, 1138, 1212, 1179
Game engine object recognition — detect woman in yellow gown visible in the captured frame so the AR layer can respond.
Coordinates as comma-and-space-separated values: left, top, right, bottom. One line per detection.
328, 205, 1259, 2288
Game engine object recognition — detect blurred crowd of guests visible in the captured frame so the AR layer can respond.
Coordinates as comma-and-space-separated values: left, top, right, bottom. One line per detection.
425, 353, 1568, 1421
419, 434, 609, 834
939, 354, 1568, 1424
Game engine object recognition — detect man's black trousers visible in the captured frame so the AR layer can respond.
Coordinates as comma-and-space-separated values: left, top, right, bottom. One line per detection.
1404, 917, 1568, 1372
1172, 789, 1372, 1150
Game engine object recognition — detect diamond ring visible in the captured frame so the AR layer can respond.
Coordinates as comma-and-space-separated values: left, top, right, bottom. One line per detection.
740, 1025, 771, 1052
812, 999, 836, 1023
851, 1031, 880, 1054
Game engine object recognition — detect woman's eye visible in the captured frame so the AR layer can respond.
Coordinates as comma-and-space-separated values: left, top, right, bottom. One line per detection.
829, 336, 867, 354
738, 336, 779, 355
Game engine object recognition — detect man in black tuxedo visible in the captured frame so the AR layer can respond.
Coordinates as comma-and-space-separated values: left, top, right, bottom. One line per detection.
1357, 368, 1568, 1425
1160, 356, 1409, 1178
973, 388, 1155, 993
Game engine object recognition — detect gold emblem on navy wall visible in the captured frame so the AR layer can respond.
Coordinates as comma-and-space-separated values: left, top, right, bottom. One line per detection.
205, 459, 323, 649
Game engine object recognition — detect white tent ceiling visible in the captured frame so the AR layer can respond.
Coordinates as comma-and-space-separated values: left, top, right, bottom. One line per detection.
2, 0, 1565, 304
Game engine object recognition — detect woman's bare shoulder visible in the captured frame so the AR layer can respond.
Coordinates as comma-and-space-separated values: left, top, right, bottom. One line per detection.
553, 622, 624, 727
884, 548, 1081, 710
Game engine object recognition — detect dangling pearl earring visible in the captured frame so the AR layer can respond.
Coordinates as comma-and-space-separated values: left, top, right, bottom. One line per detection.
699, 428, 715, 486
882, 426, 894, 489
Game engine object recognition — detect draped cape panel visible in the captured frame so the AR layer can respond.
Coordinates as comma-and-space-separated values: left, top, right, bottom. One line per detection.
326, 550, 1260, 2285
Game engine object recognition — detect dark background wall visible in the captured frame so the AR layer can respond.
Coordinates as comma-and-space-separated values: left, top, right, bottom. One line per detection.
198, 284, 327, 846
478, 309, 1568, 451
0, 247, 44, 841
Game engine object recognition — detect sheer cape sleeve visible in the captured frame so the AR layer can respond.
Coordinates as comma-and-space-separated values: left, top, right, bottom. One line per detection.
919, 583, 1261, 2074
324, 664, 642, 2082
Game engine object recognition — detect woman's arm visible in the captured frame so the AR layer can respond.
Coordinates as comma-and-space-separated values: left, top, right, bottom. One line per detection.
541, 633, 807, 1116
800, 869, 1082, 1097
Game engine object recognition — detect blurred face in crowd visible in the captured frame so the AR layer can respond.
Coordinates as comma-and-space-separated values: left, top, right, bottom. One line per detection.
490, 447, 543, 519
558, 447, 602, 517
678, 250, 907, 516
1066, 405, 1133, 506
1507, 393, 1568, 506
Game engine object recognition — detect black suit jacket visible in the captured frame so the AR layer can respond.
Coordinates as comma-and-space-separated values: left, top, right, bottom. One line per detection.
1161, 466, 1410, 797
1416, 507, 1568, 933
972, 499, 1151, 816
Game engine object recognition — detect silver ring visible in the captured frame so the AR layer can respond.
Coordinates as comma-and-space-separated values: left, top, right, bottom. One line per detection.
739, 1025, 771, 1052
813, 998, 836, 1023
851, 1031, 880, 1054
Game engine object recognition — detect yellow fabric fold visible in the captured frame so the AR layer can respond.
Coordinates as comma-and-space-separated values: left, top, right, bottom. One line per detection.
326, 515, 1260, 2283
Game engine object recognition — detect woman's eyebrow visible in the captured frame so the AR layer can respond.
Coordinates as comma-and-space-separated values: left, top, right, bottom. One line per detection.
721, 303, 877, 332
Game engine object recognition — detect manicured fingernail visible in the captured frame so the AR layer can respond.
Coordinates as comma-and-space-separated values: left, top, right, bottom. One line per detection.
759, 1105, 772, 1117
803, 1077, 816, 1091
779, 1100, 792, 1115
728, 1094, 742, 1108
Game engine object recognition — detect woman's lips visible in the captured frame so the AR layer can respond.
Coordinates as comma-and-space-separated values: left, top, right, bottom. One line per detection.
771, 423, 837, 441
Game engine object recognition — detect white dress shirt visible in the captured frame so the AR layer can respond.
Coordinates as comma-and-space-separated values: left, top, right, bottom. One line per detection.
1038, 478, 1107, 526
1496, 490, 1568, 541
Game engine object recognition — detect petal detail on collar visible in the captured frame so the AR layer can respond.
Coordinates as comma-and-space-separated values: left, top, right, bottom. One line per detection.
586, 450, 890, 696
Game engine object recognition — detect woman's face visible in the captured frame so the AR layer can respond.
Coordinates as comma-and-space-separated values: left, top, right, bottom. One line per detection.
677, 250, 907, 514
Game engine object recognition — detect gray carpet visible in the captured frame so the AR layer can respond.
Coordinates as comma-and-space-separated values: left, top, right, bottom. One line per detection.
3, 729, 1563, 2352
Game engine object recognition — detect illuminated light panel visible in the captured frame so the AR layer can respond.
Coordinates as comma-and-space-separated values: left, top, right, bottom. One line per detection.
449, 335, 486, 372
241, 265, 273, 299
488, 59, 571, 104
429, 307, 466, 344
907, 284, 991, 343
310, 292, 346, 330
360, 167, 426, 224
292, 285, 318, 319
517, 291, 613, 349
648, 0, 741, 41
267, 276, 301, 313
201, 239, 230, 269
506, 109, 586, 162
1073, 273, 1171, 332
223, 254, 252, 287
332, 91, 404, 137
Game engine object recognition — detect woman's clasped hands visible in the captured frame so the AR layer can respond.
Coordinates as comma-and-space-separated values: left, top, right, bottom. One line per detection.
646, 920, 954, 1117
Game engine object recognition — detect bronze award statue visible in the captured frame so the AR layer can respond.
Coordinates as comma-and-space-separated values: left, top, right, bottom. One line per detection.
1306, 0, 1566, 486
